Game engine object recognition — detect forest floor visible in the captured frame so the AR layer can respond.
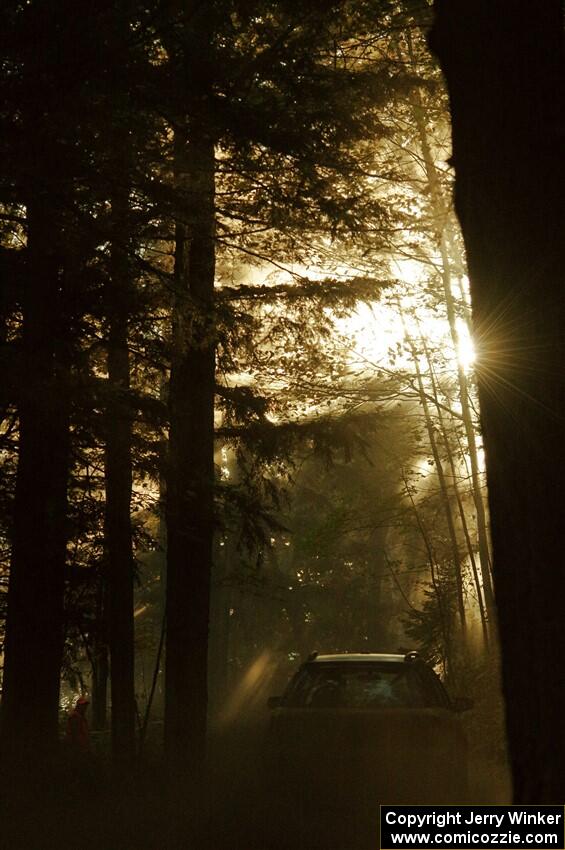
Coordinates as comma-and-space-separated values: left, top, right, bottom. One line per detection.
0, 720, 511, 850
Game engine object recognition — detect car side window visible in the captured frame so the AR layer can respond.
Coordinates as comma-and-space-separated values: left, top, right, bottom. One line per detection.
282, 665, 317, 706
417, 667, 451, 709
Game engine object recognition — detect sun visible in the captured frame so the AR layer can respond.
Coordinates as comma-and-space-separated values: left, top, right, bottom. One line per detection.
456, 317, 476, 372
338, 291, 476, 378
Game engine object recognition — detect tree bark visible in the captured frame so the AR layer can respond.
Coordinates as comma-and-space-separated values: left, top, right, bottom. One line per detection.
1, 197, 70, 758
430, 0, 565, 801
104, 184, 136, 766
165, 116, 216, 792
91, 643, 109, 732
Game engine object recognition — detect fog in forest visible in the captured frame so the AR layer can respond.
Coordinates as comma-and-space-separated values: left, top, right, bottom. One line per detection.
5, 1, 553, 848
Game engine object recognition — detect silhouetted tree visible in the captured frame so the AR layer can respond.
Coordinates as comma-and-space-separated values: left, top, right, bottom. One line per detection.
430, 0, 565, 801
157, 0, 399, 793
1, 3, 86, 758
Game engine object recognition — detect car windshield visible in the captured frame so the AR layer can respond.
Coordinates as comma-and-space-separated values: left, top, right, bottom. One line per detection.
283, 663, 442, 709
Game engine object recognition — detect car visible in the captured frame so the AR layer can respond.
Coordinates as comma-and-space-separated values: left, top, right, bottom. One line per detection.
266, 651, 471, 806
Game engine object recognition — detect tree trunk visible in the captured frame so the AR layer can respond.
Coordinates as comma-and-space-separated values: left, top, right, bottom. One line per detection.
165, 116, 216, 792
89, 571, 109, 731
402, 471, 453, 678
1, 198, 70, 759
91, 643, 109, 732
104, 189, 136, 766
430, 0, 565, 801
421, 334, 489, 647
403, 320, 467, 635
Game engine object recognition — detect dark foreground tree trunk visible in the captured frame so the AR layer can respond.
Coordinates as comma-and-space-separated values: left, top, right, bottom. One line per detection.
165, 120, 216, 792
1, 199, 70, 759
90, 641, 109, 732
429, 1, 565, 801
105, 188, 136, 767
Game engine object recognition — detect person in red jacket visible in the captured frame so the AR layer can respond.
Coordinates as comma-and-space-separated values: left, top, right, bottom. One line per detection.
66, 695, 91, 752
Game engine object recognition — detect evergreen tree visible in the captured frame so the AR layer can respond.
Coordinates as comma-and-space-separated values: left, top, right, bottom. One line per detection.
430, 0, 565, 801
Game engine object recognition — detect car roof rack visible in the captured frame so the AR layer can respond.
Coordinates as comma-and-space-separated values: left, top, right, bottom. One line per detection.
306, 651, 318, 662
404, 650, 419, 663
